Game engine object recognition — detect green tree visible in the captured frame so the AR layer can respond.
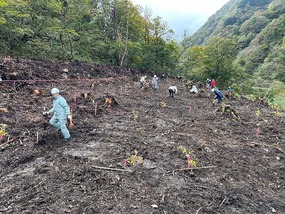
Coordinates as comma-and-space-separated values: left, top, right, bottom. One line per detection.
204, 36, 237, 87
184, 46, 208, 80
0, 0, 31, 55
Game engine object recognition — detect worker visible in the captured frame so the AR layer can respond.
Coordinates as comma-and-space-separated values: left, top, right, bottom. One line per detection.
152, 75, 158, 92
43, 88, 72, 141
206, 79, 211, 88
227, 86, 233, 96
211, 88, 224, 104
139, 76, 147, 88
190, 85, 199, 94
211, 79, 216, 88
168, 86, 178, 98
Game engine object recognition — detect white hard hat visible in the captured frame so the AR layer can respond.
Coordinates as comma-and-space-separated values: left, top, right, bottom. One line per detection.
211, 88, 215, 92
154, 75, 157, 78
51, 88, 60, 95
63, 68, 68, 73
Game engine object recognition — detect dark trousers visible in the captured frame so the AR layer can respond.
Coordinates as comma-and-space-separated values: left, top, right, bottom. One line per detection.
169, 89, 175, 97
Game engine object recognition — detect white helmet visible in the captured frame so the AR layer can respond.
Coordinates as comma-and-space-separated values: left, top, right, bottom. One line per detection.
51, 88, 60, 95
211, 88, 215, 92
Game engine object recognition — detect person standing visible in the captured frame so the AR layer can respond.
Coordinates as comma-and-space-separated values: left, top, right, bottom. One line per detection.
152, 75, 158, 92
43, 88, 72, 141
206, 79, 211, 88
211, 79, 216, 88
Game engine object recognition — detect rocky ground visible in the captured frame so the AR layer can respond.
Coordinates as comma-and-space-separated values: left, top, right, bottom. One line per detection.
0, 57, 284, 214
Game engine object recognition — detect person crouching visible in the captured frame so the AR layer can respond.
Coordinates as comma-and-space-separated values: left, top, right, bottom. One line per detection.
168, 86, 177, 98
211, 88, 224, 104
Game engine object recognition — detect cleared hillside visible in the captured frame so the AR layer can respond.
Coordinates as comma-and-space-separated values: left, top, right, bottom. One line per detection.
0, 57, 284, 213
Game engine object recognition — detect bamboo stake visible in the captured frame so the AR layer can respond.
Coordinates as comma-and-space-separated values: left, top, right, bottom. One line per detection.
91, 165, 132, 172
94, 101, 98, 116
176, 166, 217, 171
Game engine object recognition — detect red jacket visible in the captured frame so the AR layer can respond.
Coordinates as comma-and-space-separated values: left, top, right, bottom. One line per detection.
211, 79, 216, 88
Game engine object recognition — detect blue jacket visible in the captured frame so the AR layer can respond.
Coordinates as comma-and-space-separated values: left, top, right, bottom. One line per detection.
214, 89, 224, 99
49, 95, 70, 119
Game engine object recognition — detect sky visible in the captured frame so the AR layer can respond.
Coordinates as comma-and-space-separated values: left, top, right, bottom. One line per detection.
131, 0, 230, 40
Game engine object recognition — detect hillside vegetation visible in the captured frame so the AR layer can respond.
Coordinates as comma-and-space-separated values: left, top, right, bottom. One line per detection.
187, 0, 285, 108
1, 0, 285, 108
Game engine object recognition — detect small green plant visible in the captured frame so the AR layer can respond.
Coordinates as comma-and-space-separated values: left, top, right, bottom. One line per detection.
255, 109, 261, 117
125, 150, 143, 166
272, 111, 283, 118
132, 110, 139, 121
178, 145, 197, 168
0, 124, 8, 142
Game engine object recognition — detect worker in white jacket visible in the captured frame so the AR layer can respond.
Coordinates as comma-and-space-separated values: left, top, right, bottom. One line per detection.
190, 85, 199, 94
168, 86, 177, 98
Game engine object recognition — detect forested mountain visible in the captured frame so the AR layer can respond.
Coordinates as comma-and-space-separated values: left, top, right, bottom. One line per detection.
190, 0, 285, 83
184, 0, 285, 109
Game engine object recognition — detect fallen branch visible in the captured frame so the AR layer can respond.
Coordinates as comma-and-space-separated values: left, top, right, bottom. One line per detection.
219, 197, 227, 207
0, 137, 17, 149
176, 166, 217, 171
91, 165, 132, 172
250, 142, 284, 154
177, 132, 194, 137
196, 207, 203, 214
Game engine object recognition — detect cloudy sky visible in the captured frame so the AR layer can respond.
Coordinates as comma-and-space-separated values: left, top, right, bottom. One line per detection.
131, 0, 230, 40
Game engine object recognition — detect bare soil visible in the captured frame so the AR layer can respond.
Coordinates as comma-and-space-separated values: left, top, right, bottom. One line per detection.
0, 57, 284, 214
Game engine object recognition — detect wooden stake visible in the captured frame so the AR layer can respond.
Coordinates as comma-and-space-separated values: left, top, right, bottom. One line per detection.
94, 101, 98, 116
176, 165, 217, 171
91, 165, 132, 172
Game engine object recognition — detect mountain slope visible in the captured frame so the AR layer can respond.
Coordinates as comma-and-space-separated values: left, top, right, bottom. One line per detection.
0, 57, 284, 213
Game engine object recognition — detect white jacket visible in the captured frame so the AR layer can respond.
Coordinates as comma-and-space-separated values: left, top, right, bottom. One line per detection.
190, 85, 198, 94
140, 76, 147, 83
169, 86, 177, 94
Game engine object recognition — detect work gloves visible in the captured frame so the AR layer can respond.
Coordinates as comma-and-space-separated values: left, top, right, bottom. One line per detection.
43, 111, 49, 116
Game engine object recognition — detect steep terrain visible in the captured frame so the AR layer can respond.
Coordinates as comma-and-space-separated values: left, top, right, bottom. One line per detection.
0, 57, 285, 213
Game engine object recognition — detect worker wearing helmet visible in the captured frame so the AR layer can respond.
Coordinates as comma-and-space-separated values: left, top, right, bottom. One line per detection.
43, 88, 71, 141
211, 88, 224, 104
152, 75, 158, 92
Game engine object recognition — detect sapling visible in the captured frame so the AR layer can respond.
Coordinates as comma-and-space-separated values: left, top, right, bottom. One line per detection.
178, 145, 197, 168
272, 111, 283, 117
125, 150, 143, 166
255, 109, 261, 117
132, 110, 139, 121
0, 124, 8, 142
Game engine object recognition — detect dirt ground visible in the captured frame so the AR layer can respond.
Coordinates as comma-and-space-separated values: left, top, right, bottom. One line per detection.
0, 57, 284, 214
